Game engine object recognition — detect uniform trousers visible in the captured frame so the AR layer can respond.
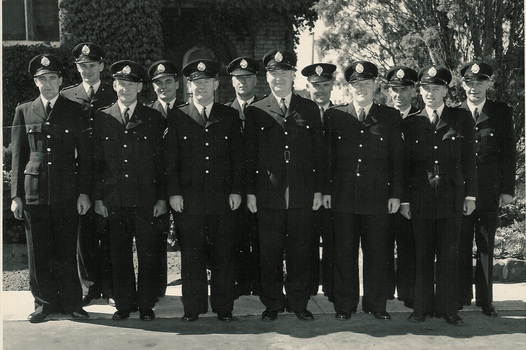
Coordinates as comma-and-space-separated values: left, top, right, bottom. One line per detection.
333, 212, 389, 314
258, 207, 313, 312
177, 212, 235, 315
412, 217, 461, 316
458, 210, 498, 306
24, 204, 82, 314
107, 206, 158, 311
155, 212, 170, 297
311, 207, 334, 298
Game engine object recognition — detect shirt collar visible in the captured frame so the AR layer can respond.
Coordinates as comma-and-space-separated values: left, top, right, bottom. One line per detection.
272, 92, 292, 108
399, 106, 411, 119
82, 80, 101, 95
194, 101, 214, 118
237, 96, 255, 108
159, 97, 177, 111
425, 103, 445, 119
319, 102, 331, 111
466, 98, 486, 114
118, 100, 138, 116
353, 101, 373, 115
41, 95, 59, 108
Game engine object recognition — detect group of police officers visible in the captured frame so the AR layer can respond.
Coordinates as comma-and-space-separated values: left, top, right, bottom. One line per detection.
11, 42, 515, 327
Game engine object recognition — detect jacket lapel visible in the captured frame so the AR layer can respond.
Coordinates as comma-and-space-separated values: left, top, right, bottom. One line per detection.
363, 104, 379, 127
32, 97, 48, 122
266, 95, 286, 128
187, 103, 206, 126
416, 109, 434, 130
126, 104, 144, 130
436, 107, 451, 130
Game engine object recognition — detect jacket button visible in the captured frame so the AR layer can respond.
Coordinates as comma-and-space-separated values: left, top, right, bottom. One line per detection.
124, 144, 127, 148
205, 142, 209, 146
48, 162, 52, 165
205, 156, 209, 160
358, 159, 362, 162
359, 144, 363, 147
434, 146, 438, 149
125, 174, 129, 177
205, 170, 209, 173
65, 129, 69, 133
356, 173, 360, 176
124, 159, 128, 163
125, 131, 128, 134
47, 148, 51, 152
47, 135, 51, 139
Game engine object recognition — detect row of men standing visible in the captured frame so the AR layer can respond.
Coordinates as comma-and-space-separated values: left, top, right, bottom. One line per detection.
11, 42, 515, 326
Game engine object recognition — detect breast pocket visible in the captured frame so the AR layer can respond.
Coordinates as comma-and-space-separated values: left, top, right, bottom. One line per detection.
334, 131, 352, 159
478, 127, 498, 155
443, 131, 463, 159
101, 135, 120, 161
370, 128, 388, 160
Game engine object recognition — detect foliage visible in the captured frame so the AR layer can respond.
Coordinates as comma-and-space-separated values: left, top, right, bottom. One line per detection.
495, 220, 526, 259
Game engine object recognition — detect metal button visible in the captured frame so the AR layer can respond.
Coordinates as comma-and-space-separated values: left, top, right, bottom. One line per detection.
47, 148, 51, 152
65, 129, 69, 133
435, 160, 439, 164
359, 144, 363, 147
124, 159, 128, 163
357, 173, 360, 176
338, 136, 341, 139
284, 131, 288, 135
125, 174, 129, 177
434, 145, 438, 149
452, 137, 455, 140
475, 140, 479, 143
285, 145, 289, 149
206, 129, 209, 132
361, 130, 364, 134
124, 144, 127, 148
205, 156, 209, 160
205, 142, 209, 146
125, 131, 128, 134
380, 137, 383, 141
47, 135, 51, 139
48, 162, 52, 165
205, 170, 209, 173
184, 136, 187, 139
358, 159, 362, 162
46, 122, 50, 125
490, 133, 494, 136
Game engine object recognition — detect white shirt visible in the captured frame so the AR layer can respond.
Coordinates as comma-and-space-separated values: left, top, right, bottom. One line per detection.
399, 106, 412, 119
41, 95, 59, 109
82, 80, 101, 95
272, 92, 292, 110
425, 103, 445, 122
466, 98, 486, 117
118, 100, 137, 116
159, 97, 177, 114
194, 101, 214, 119
237, 96, 255, 109
353, 101, 373, 119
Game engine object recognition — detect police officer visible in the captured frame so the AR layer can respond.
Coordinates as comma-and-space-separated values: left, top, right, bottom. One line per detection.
457, 61, 515, 317
148, 59, 181, 299
93, 60, 167, 321
11, 54, 91, 323
61, 42, 116, 306
245, 49, 324, 322
225, 56, 261, 298
301, 62, 337, 301
165, 59, 244, 323
323, 61, 404, 321
385, 66, 419, 308
400, 65, 477, 326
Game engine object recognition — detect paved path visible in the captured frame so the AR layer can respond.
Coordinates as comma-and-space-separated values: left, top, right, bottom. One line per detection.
2, 284, 526, 349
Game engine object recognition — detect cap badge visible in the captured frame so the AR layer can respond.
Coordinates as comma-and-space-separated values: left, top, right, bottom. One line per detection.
122, 65, 131, 75
274, 52, 283, 63
240, 59, 248, 69
315, 65, 324, 76
428, 67, 437, 77
82, 45, 90, 55
41, 56, 50, 67
157, 64, 165, 73
471, 63, 480, 74
396, 69, 405, 79
356, 63, 364, 73
197, 61, 206, 72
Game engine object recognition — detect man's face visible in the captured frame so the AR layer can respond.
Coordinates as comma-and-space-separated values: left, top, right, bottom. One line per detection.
349, 79, 375, 106
76, 61, 104, 86
231, 74, 257, 100
113, 79, 142, 106
266, 69, 294, 97
187, 77, 218, 106
34, 73, 62, 100
152, 76, 178, 102
462, 79, 490, 105
389, 85, 414, 111
419, 84, 448, 109
307, 80, 334, 106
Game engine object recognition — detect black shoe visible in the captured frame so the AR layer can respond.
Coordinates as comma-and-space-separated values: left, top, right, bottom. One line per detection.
262, 308, 281, 322
140, 308, 155, 321
335, 311, 351, 321
71, 308, 89, 319
364, 309, 391, 320
182, 313, 198, 322
294, 309, 314, 321
112, 308, 136, 320
218, 312, 233, 322
436, 313, 464, 326
481, 304, 498, 317
28, 311, 48, 324
408, 313, 425, 323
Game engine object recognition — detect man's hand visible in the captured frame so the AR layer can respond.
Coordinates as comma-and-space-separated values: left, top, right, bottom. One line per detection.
463, 199, 476, 216
229, 194, 242, 210
499, 194, 514, 207
312, 192, 322, 211
247, 194, 257, 213
169, 195, 184, 213
77, 194, 91, 215
322, 195, 331, 209
94, 200, 109, 218
11, 197, 23, 220
400, 203, 411, 220
388, 198, 400, 214
153, 200, 167, 217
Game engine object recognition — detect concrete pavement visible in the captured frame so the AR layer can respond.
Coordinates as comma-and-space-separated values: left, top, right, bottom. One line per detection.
2, 283, 526, 349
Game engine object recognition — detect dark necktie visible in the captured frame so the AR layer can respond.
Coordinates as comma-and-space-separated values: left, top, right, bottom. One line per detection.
320, 107, 325, 124
358, 108, 365, 122
241, 102, 247, 120
45, 101, 52, 118
432, 109, 439, 127
201, 106, 207, 122
88, 85, 94, 100
279, 98, 287, 117
166, 102, 170, 115
473, 107, 479, 121
123, 107, 130, 125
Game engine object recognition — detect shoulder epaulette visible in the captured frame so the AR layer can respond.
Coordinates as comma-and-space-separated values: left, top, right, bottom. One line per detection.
176, 102, 190, 108
252, 94, 267, 103
61, 83, 81, 91
330, 102, 348, 109
407, 109, 421, 117
17, 99, 34, 107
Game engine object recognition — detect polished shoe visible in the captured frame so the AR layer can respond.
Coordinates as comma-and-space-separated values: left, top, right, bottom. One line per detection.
28, 311, 48, 324
408, 313, 425, 323
218, 312, 233, 322
182, 313, 198, 322
335, 311, 351, 321
364, 309, 391, 320
107, 298, 116, 307
140, 308, 155, 321
436, 313, 464, 326
294, 309, 314, 321
481, 304, 498, 317
112, 308, 136, 320
262, 308, 281, 322
71, 308, 89, 319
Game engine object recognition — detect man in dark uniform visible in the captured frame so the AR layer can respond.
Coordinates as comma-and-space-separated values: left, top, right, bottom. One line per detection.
457, 61, 515, 317
165, 59, 244, 323
61, 42, 116, 306
400, 65, 477, 326
93, 60, 167, 321
11, 54, 91, 323
245, 49, 324, 322
224, 56, 261, 299
301, 62, 336, 301
147, 59, 181, 299
323, 61, 404, 321
385, 66, 419, 308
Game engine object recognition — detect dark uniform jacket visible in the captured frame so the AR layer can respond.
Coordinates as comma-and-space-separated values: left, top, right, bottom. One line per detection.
61, 82, 116, 123
164, 102, 244, 215
93, 102, 166, 207
404, 106, 477, 218
324, 103, 404, 215
149, 99, 184, 119
11, 96, 89, 205
244, 93, 324, 210
459, 100, 515, 211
